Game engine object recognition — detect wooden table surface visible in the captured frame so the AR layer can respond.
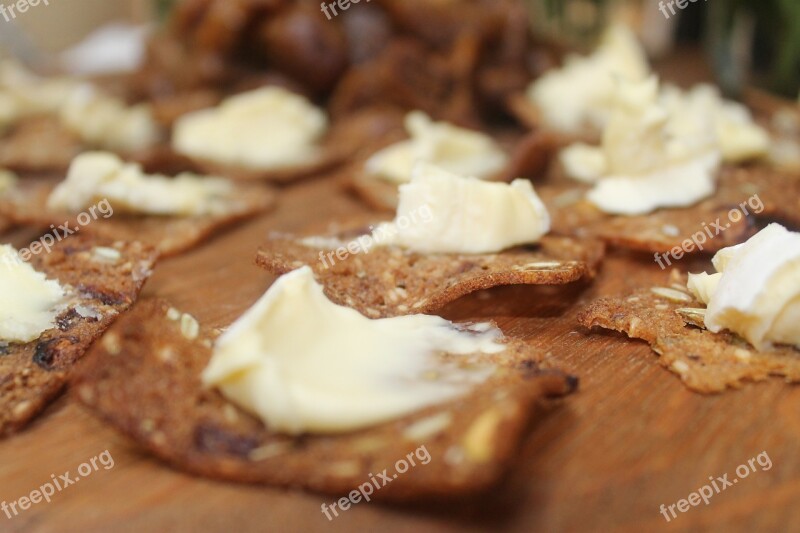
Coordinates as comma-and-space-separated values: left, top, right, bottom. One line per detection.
0, 171, 797, 533
1, 47, 798, 533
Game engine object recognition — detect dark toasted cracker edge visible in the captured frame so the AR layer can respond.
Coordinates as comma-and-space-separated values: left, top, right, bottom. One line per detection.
0, 236, 158, 436
255, 220, 605, 318
72, 298, 576, 500
0, 180, 276, 257
577, 275, 800, 393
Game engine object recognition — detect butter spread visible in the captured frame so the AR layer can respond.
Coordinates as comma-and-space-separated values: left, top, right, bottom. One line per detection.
364, 111, 508, 183
561, 77, 721, 215
687, 224, 800, 350
60, 84, 159, 153
202, 267, 503, 434
525, 24, 650, 135
0, 246, 66, 343
660, 84, 769, 163
0, 61, 80, 133
172, 87, 328, 170
47, 152, 234, 217
375, 163, 550, 254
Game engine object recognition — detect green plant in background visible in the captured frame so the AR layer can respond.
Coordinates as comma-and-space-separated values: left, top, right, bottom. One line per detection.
154, 0, 178, 24
710, 0, 800, 98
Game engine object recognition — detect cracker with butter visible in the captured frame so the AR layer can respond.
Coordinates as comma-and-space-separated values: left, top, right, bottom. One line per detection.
0, 152, 276, 256
0, 235, 157, 436
349, 112, 554, 212
258, 164, 604, 317
172, 87, 404, 183
579, 225, 800, 393
73, 270, 577, 500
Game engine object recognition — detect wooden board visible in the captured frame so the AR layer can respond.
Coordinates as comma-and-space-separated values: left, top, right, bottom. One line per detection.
0, 171, 797, 533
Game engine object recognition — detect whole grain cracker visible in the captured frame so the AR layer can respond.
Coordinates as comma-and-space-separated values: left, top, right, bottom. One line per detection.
0, 236, 157, 436
534, 165, 800, 253
0, 179, 276, 257
73, 298, 576, 500
578, 273, 800, 393
255, 217, 605, 318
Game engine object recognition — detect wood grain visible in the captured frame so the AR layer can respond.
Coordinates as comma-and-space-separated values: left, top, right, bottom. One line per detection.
0, 173, 797, 533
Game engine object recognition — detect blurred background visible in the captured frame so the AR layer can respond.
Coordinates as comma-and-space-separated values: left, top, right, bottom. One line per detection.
1, 0, 798, 98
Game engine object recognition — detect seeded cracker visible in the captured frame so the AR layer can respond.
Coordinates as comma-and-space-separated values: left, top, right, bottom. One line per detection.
534, 164, 800, 253
0, 236, 157, 436
0, 179, 276, 257
73, 299, 576, 500
255, 218, 604, 318
578, 273, 800, 393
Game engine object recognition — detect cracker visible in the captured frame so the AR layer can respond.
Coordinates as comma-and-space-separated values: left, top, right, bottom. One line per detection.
0, 236, 157, 436
73, 298, 577, 500
348, 130, 560, 212
0, 117, 82, 174
578, 273, 800, 393
255, 217, 605, 318
537, 171, 766, 254
183, 106, 405, 183
0, 179, 276, 257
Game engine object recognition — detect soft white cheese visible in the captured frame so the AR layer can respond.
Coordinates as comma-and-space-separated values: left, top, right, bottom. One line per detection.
47, 152, 234, 217
202, 267, 502, 434
375, 163, 550, 254
60, 84, 159, 153
687, 224, 800, 350
0, 61, 81, 134
525, 24, 650, 135
660, 84, 769, 163
561, 77, 721, 215
0, 246, 67, 343
364, 111, 508, 183
0, 169, 17, 193
172, 87, 327, 170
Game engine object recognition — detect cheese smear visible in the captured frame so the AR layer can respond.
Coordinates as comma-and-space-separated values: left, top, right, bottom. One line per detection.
687, 224, 800, 350
173, 87, 328, 170
0, 61, 81, 134
374, 163, 550, 254
47, 152, 234, 217
525, 24, 650, 135
560, 77, 721, 215
0, 246, 67, 343
660, 84, 769, 163
202, 267, 503, 434
364, 111, 508, 183
60, 84, 159, 152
